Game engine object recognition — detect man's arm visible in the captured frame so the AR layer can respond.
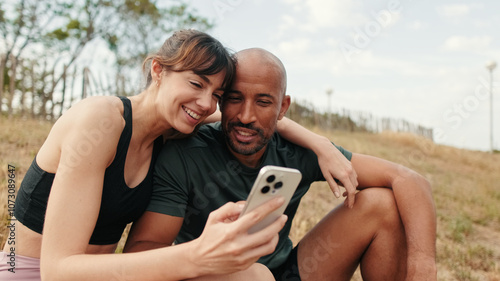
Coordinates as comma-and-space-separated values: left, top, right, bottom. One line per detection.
124, 212, 184, 252
351, 153, 437, 279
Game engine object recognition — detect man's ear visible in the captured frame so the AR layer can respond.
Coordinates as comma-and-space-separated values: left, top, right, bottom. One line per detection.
278, 95, 291, 120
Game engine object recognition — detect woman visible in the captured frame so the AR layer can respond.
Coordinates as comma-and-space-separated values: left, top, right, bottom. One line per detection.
1, 29, 287, 281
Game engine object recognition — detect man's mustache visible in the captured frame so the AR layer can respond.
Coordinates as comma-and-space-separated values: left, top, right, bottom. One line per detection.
228, 122, 264, 135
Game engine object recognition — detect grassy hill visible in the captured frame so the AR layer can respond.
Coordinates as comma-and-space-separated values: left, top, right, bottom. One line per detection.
1, 117, 499, 280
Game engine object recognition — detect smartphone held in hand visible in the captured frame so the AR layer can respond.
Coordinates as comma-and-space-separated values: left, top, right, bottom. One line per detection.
240, 165, 302, 234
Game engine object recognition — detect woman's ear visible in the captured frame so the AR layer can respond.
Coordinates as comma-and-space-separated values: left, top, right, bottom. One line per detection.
151, 59, 163, 82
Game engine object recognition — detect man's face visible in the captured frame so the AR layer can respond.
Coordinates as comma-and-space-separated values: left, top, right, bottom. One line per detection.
220, 58, 290, 166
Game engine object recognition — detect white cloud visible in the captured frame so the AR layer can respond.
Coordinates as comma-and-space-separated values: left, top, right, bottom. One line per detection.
276, 37, 311, 55
325, 37, 340, 47
437, 4, 471, 18
408, 20, 427, 31
279, 0, 367, 31
442, 36, 492, 52
281, 0, 300, 4
277, 14, 297, 36
304, 0, 366, 28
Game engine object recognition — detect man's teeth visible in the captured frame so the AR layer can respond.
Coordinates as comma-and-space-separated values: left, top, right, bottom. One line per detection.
184, 107, 201, 120
237, 130, 252, 136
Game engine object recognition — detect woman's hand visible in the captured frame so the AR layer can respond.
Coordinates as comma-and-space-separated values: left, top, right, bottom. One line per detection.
188, 198, 287, 276
312, 136, 358, 208
276, 117, 358, 207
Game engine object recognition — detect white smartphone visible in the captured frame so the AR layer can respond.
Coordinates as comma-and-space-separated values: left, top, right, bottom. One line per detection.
239, 165, 302, 234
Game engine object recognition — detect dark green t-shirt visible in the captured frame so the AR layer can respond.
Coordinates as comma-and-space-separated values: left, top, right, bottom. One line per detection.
148, 122, 352, 269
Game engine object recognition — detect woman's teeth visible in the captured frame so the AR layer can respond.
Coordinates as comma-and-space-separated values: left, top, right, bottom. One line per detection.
183, 106, 201, 120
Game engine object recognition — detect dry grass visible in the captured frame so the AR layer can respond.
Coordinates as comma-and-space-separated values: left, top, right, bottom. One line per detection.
0, 117, 53, 237
289, 128, 500, 280
1, 118, 500, 280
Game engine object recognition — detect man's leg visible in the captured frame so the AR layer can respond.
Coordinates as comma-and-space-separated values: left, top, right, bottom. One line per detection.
296, 188, 407, 281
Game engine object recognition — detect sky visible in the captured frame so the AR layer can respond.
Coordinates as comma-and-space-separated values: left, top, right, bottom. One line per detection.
183, 0, 500, 152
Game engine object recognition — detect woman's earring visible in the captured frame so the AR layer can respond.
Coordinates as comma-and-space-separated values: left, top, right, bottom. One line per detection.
156, 80, 160, 87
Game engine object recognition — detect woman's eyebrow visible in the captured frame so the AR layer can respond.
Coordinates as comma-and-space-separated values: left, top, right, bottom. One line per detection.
198, 74, 210, 84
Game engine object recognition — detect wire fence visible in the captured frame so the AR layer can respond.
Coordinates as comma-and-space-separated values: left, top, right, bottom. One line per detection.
287, 100, 434, 141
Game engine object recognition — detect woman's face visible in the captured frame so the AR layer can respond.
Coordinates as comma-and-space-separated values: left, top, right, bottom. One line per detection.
157, 68, 226, 134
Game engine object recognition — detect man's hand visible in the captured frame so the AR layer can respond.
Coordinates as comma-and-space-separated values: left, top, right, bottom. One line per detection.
187, 197, 287, 276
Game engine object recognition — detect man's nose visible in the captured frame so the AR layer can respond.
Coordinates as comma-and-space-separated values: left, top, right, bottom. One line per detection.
237, 101, 257, 124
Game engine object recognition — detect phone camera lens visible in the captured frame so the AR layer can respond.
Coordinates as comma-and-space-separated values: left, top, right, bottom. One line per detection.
274, 181, 283, 189
266, 175, 275, 183
261, 186, 270, 194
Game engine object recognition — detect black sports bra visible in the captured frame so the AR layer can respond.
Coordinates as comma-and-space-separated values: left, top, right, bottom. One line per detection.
14, 97, 163, 245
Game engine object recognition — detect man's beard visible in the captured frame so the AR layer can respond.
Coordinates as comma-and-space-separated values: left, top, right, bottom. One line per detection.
223, 121, 271, 156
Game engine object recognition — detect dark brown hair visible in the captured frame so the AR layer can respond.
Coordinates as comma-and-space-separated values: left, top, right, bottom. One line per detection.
143, 29, 235, 89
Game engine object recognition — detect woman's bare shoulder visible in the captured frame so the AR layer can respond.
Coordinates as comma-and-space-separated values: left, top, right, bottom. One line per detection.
57, 96, 125, 130
37, 96, 127, 172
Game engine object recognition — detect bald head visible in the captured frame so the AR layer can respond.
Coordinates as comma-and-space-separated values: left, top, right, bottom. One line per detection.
220, 48, 291, 166
234, 48, 287, 97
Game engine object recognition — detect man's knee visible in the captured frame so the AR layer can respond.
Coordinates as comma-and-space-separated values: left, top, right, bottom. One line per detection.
246, 263, 275, 280
355, 188, 401, 225
188, 263, 274, 281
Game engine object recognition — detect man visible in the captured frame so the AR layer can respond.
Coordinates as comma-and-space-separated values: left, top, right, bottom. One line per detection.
125, 48, 437, 280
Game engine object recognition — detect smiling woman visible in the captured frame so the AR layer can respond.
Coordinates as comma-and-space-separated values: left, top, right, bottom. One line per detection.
0, 29, 281, 281
153, 66, 227, 134
141, 30, 234, 138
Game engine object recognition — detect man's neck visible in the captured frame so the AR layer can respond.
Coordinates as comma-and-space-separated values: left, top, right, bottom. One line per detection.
229, 148, 266, 168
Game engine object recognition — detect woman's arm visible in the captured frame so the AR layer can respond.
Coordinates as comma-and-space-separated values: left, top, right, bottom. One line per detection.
40, 100, 286, 281
40, 100, 201, 281
277, 117, 358, 207
203, 110, 221, 124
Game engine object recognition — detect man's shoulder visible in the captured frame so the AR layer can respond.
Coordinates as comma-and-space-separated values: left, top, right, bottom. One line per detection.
157, 123, 225, 164
265, 133, 317, 167
155, 123, 225, 175
198, 122, 223, 139
269, 132, 351, 173
167, 123, 223, 149
271, 132, 311, 154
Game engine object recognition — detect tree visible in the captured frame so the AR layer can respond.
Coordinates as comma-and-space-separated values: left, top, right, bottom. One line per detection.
0, 0, 60, 115
109, 0, 213, 96
0, 0, 212, 118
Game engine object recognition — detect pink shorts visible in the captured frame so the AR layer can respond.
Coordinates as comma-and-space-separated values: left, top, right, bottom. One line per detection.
0, 251, 41, 281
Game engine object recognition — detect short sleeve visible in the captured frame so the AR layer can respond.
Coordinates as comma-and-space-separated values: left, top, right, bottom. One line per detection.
147, 142, 190, 217
333, 143, 352, 161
